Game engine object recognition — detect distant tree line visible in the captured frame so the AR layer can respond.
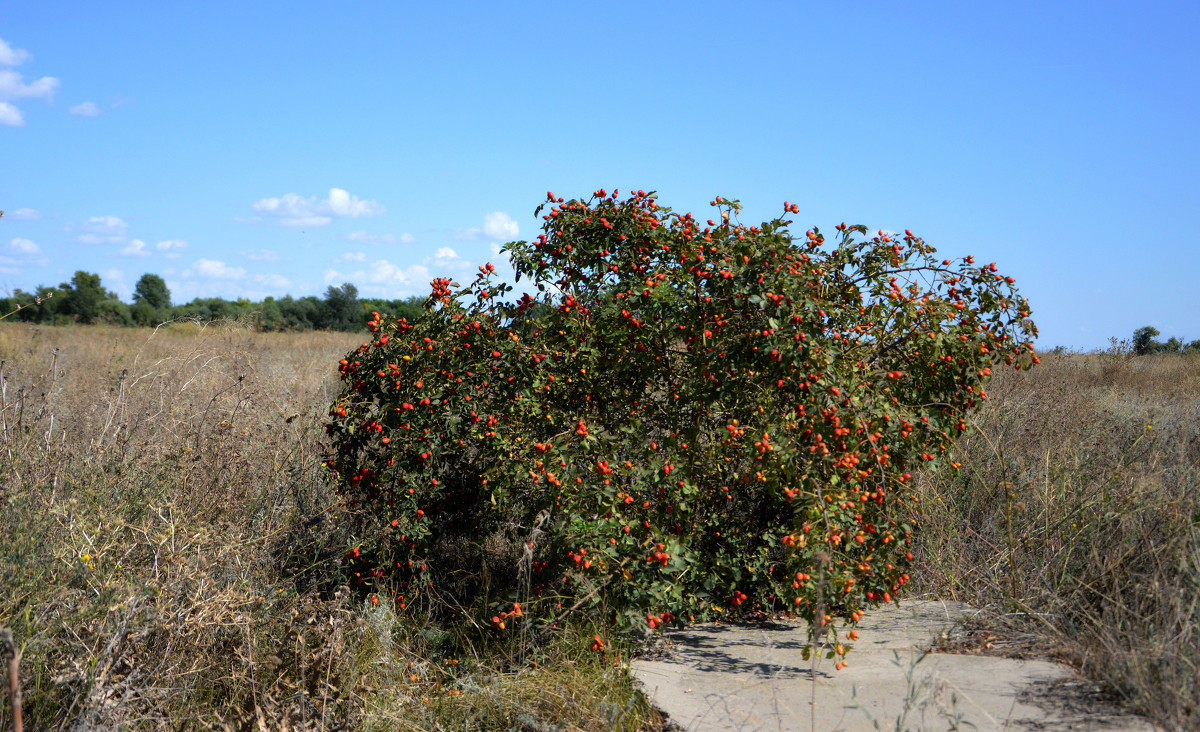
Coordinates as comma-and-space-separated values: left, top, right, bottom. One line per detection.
1133, 326, 1200, 355
0, 271, 424, 332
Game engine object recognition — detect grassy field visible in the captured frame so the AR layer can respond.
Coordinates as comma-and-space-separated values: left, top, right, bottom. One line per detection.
1, 322, 1196, 730
0, 322, 661, 730
905, 348, 1200, 730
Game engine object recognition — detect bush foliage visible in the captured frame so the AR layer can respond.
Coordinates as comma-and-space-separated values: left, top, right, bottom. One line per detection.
326, 190, 1038, 659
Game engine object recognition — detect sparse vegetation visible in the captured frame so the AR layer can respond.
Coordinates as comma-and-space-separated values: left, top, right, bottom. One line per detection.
0, 322, 661, 730
1, 319, 1194, 729
906, 347, 1200, 730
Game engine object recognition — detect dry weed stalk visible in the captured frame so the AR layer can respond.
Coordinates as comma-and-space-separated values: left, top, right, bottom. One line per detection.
2, 628, 23, 732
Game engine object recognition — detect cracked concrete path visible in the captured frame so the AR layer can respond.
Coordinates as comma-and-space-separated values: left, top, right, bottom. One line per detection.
632, 600, 1157, 731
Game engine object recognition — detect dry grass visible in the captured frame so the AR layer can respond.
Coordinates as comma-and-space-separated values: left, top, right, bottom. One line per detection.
905, 349, 1200, 730
0, 321, 662, 730
6, 319, 1195, 730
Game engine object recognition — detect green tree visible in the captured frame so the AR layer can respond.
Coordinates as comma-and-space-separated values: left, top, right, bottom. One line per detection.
97, 298, 133, 326
133, 273, 172, 310
64, 271, 106, 323
321, 283, 361, 331
1133, 326, 1161, 355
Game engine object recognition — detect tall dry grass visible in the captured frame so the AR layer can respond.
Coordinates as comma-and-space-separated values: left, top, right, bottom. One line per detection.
7, 318, 1194, 729
906, 349, 1200, 730
0, 321, 660, 730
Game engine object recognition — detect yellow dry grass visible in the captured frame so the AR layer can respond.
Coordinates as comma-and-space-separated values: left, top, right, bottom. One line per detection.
0, 321, 661, 730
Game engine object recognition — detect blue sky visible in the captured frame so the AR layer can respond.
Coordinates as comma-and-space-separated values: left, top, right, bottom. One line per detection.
1, 1, 1196, 349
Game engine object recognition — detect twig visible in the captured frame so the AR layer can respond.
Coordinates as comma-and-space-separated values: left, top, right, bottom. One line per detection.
533, 561, 628, 644
1, 628, 24, 732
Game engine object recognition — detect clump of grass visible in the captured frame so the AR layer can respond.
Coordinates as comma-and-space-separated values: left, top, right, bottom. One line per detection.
0, 321, 663, 730
904, 350, 1200, 730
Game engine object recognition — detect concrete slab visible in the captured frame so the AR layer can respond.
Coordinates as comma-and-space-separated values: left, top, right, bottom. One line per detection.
632, 601, 1156, 731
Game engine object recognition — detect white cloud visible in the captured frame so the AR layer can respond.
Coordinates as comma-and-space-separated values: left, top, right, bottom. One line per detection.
101, 268, 130, 298
254, 273, 291, 288
2, 238, 46, 269
241, 248, 279, 261
250, 187, 385, 227
346, 231, 415, 246
326, 187, 386, 217
0, 40, 57, 127
9, 207, 40, 220
121, 239, 151, 256
483, 211, 519, 240
322, 247, 477, 297
252, 192, 323, 220
75, 215, 128, 244
335, 251, 368, 263
0, 68, 58, 109
0, 102, 22, 126
69, 101, 100, 117
0, 38, 32, 66
187, 258, 246, 279
156, 239, 188, 258
10, 237, 40, 255
456, 211, 520, 242
278, 215, 332, 228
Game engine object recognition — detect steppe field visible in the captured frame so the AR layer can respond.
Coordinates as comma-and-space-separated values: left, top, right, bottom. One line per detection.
1, 321, 1196, 730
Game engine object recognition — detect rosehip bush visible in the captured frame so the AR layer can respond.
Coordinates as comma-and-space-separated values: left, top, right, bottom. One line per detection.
326, 189, 1037, 658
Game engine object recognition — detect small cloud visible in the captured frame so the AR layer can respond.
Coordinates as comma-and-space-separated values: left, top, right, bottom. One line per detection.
250, 187, 385, 227
0, 102, 23, 126
326, 187, 386, 217
335, 251, 368, 263
240, 248, 279, 262
483, 211, 519, 240
346, 231, 415, 246
74, 215, 129, 244
121, 239, 151, 257
322, 247, 477, 297
9, 207, 40, 220
278, 215, 332, 228
0, 40, 58, 126
456, 211, 519, 242
0, 70, 58, 101
100, 268, 129, 298
69, 101, 101, 117
10, 237, 40, 255
254, 273, 291, 288
0, 38, 32, 66
186, 258, 246, 279
156, 239, 188, 258
3, 238, 46, 268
